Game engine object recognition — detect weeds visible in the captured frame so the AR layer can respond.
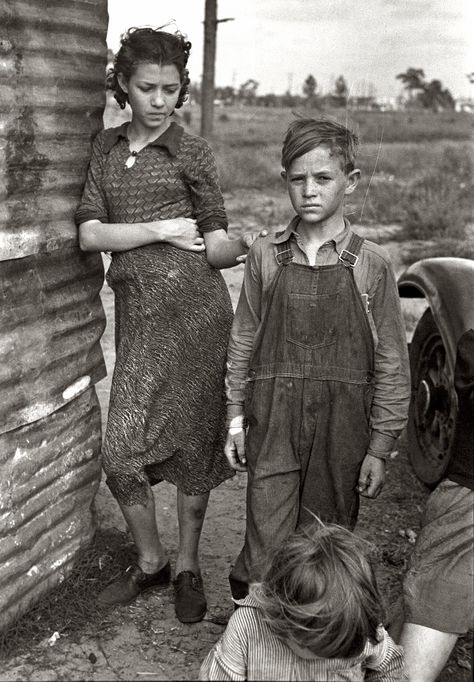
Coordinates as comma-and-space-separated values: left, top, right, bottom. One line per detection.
215, 144, 281, 192
0, 528, 135, 660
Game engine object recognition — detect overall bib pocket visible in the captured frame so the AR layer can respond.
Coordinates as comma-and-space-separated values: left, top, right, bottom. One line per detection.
286, 292, 339, 350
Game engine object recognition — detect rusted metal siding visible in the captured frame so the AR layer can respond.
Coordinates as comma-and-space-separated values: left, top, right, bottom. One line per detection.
0, 388, 102, 629
0, 0, 108, 628
0, 0, 108, 260
0, 247, 106, 433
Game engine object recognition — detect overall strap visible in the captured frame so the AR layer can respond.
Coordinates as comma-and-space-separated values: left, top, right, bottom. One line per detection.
275, 237, 294, 266
338, 232, 365, 268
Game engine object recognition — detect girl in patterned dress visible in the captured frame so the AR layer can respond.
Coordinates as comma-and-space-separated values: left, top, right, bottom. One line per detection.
76, 27, 261, 623
200, 521, 406, 681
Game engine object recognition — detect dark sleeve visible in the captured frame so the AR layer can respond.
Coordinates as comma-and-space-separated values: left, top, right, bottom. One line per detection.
75, 133, 109, 225
184, 137, 228, 233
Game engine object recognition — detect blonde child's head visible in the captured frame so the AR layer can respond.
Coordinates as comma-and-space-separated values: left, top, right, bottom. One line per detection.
256, 520, 384, 659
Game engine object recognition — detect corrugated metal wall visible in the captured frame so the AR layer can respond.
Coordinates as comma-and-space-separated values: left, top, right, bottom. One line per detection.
0, 0, 108, 629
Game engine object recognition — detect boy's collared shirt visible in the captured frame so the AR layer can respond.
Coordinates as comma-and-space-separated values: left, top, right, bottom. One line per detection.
226, 217, 411, 459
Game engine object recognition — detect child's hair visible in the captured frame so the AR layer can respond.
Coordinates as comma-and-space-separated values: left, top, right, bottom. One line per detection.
281, 116, 359, 174
255, 520, 384, 659
107, 27, 192, 110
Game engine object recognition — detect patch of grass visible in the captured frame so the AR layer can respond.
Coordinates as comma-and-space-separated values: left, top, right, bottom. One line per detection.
215, 143, 282, 191
351, 143, 473, 233
0, 529, 135, 660
352, 109, 473, 144
206, 106, 473, 146
400, 236, 474, 265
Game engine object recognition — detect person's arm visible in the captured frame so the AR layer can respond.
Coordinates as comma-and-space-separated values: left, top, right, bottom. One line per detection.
76, 132, 204, 254
78, 217, 205, 253
358, 258, 411, 499
185, 137, 265, 268
365, 626, 407, 681
203, 228, 266, 269
224, 246, 263, 470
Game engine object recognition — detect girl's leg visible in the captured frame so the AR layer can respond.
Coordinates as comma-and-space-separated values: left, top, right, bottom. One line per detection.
97, 484, 170, 606
173, 490, 210, 623
118, 484, 168, 573
175, 490, 210, 575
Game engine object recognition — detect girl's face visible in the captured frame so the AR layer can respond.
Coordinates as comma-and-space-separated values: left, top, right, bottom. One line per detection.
118, 62, 181, 134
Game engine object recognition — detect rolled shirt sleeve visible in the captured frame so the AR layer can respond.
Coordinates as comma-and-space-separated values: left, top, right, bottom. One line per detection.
185, 138, 228, 234
75, 132, 109, 225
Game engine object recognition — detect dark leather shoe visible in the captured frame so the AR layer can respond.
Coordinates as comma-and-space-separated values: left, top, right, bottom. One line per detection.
173, 571, 207, 623
97, 561, 171, 607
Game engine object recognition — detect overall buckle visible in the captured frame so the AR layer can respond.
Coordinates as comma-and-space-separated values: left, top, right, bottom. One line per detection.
338, 249, 359, 267
275, 248, 294, 265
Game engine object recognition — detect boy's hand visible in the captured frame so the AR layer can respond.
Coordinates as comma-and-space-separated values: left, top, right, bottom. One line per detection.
224, 416, 247, 472
236, 230, 269, 263
357, 454, 386, 498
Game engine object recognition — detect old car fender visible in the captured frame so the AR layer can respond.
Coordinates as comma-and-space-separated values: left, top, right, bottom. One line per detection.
398, 257, 474, 374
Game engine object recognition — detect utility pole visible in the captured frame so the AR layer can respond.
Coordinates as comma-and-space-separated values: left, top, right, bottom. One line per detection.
200, 0, 233, 138
287, 72, 294, 95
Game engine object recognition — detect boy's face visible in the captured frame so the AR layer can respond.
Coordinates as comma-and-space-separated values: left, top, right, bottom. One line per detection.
282, 145, 360, 227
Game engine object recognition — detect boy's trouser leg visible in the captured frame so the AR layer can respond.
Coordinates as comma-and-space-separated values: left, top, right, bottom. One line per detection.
298, 380, 370, 531
229, 377, 303, 599
229, 466, 300, 599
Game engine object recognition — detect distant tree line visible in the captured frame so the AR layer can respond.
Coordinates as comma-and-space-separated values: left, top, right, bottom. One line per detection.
189, 73, 354, 109
188, 68, 456, 112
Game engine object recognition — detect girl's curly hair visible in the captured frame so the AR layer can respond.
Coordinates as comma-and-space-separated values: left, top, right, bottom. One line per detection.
107, 27, 192, 110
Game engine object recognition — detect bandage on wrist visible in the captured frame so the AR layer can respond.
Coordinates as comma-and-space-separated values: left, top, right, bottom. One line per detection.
227, 415, 246, 430
229, 427, 244, 436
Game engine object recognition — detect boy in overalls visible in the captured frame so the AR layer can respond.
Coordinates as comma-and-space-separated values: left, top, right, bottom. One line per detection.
225, 117, 411, 600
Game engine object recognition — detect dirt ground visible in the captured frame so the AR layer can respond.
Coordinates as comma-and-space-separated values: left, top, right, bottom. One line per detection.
2, 217, 472, 681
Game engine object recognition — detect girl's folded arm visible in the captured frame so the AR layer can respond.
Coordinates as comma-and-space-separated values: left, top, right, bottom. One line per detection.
78, 217, 204, 253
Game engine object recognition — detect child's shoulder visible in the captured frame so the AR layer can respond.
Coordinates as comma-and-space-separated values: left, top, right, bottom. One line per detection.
93, 125, 125, 151
248, 232, 278, 258
358, 234, 394, 271
180, 128, 213, 151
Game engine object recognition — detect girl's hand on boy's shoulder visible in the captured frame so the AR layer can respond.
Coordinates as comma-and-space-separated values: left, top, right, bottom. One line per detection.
236, 229, 269, 263
357, 454, 386, 498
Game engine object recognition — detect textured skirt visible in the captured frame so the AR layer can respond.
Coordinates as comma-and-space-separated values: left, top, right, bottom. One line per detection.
103, 244, 235, 505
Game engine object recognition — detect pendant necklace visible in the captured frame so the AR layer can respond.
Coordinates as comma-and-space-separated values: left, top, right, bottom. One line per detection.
124, 150, 138, 169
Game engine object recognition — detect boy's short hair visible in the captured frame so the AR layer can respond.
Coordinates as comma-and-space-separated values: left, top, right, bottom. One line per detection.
256, 520, 384, 659
281, 116, 359, 174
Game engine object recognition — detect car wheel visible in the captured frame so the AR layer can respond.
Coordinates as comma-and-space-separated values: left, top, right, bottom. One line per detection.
407, 308, 457, 485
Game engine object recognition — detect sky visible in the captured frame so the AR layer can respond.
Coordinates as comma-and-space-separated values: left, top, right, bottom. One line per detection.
106, 0, 473, 100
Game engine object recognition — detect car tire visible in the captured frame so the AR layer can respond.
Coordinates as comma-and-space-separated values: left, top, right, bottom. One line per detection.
407, 308, 457, 486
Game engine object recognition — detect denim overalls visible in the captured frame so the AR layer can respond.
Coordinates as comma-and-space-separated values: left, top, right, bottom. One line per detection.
229, 232, 375, 598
